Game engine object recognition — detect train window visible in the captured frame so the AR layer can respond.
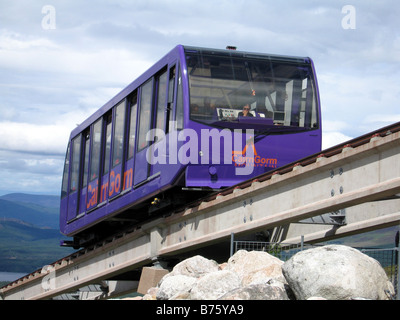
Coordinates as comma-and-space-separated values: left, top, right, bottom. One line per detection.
112, 100, 126, 167
186, 50, 319, 130
175, 66, 184, 130
155, 70, 168, 131
168, 66, 176, 104
166, 65, 176, 134
103, 113, 112, 175
70, 135, 81, 193
137, 78, 154, 151
128, 94, 138, 159
82, 131, 90, 188
90, 119, 102, 181
61, 143, 70, 198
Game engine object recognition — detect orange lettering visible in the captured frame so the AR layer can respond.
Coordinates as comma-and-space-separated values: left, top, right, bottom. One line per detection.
109, 170, 115, 196
109, 170, 121, 197
100, 181, 108, 202
123, 168, 133, 190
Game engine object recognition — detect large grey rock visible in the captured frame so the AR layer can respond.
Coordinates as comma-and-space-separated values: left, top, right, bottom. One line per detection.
189, 270, 241, 300
156, 275, 197, 300
282, 245, 395, 300
165, 255, 220, 279
226, 250, 286, 285
219, 281, 290, 300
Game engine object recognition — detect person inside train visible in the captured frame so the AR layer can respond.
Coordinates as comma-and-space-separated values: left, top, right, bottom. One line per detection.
238, 104, 254, 117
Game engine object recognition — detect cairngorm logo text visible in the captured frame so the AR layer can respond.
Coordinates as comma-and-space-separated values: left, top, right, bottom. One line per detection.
232, 142, 278, 169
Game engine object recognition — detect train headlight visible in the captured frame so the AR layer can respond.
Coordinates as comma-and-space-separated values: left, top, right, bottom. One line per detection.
208, 166, 217, 176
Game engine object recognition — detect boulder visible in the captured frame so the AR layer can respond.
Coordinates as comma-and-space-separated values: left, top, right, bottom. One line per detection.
142, 286, 158, 300
219, 281, 290, 300
189, 270, 241, 300
282, 244, 395, 300
226, 250, 286, 285
156, 275, 197, 300
163, 255, 219, 280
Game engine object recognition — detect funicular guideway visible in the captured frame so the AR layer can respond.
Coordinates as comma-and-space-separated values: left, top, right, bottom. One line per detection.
2, 122, 400, 300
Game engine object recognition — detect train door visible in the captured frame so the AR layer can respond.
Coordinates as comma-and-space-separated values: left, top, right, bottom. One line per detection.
122, 93, 138, 193
99, 112, 112, 204
147, 68, 168, 177
134, 78, 154, 185
133, 64, 181, 187
86, 119, 102, 210
60, 142, 70, 220
67, 134, 82, 221
163, 64, 184, 173
148, 64, 183, 181
108, 99, 126, 199
78, 129, 91, 215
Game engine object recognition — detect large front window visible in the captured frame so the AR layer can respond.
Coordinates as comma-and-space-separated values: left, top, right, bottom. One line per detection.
186, 49, 319, 132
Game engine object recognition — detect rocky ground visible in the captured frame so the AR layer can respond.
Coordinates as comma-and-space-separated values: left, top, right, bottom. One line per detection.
141, 244, 395, 300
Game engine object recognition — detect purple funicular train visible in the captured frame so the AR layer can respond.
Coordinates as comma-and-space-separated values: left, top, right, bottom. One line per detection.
60, 45, 322, 248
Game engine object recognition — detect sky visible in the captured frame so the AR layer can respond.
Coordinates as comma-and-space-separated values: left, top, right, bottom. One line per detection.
0, 0, 399, 196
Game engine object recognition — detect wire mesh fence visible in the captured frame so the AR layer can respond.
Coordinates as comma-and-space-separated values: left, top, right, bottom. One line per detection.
359, 247, 399, 299
231, 237, 399, 300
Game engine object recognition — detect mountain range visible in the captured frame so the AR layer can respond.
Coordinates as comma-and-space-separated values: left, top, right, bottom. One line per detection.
0, 193, 73, 273
0, 193, 59, 229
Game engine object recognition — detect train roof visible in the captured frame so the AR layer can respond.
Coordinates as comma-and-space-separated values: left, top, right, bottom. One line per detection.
183, 45, 312, 63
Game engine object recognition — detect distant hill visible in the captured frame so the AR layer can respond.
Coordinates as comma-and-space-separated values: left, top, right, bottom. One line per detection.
0, 193, 72, 273
0, 194, 59, 229
0, 219, 72, 273
0, 193, 59, 208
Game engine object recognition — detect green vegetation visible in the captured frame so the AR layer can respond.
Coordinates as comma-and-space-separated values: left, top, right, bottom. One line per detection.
0, 219, 72, 273
0, 194, 73, 274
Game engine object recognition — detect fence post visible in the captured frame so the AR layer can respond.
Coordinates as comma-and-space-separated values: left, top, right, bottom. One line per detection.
301, 235, 304, 251
230, 233, 234, 257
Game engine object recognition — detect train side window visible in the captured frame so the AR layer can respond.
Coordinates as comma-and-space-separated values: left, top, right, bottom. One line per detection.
82, 131, 90, 188
90, 119, 102, 181
137, 78, 154, 151
166, 65, 176, 134
61, 143, 70, 198
155, 70, 168, 131
175, 65, 184, 130
128, 94, 138, 159
112, 100, 126, 167
103, 113, 112, 175
70, 135, 81, 193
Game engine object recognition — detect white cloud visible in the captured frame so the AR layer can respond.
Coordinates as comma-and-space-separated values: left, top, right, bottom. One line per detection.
322, 131, 353, 150
322, 120, 353, 149
0, 29, 152, 82
364, 114, 400, 124
0, 121, 69, 155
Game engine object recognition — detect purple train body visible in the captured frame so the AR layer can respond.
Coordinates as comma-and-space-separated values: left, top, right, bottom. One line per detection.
60, 45, 322, 248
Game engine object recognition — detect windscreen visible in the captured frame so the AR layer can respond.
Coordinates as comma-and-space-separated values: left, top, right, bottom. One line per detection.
185, 49, 319, 131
